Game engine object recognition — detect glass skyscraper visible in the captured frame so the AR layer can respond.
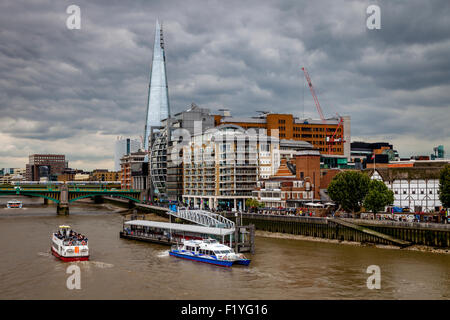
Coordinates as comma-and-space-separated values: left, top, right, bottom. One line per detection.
143, 20, 170, 153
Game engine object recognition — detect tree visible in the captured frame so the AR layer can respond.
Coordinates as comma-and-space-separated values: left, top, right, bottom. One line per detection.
327, 171, 370, 213
363, 179, 394, 213
245, 198, 264, 212
439, 164, 450, 208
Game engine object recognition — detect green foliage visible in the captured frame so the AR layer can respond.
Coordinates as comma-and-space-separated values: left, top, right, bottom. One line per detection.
363, 179, 394, 213
439, 164, 450, 208
327, 171, 370, 213
246, 198, 264, 212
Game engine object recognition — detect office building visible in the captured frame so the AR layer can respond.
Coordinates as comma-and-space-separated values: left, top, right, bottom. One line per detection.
114, 137, 141, 172
213, 111, 351, 159
25, 154, 67, 181
91, 169, 120, 182
143, 20, 170, 154
120, 150, 148, 190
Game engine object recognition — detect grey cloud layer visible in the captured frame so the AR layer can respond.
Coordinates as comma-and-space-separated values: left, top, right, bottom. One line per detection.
0, 0, 449, 169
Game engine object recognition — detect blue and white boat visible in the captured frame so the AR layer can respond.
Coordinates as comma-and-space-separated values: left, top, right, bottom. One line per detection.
169, 238, 251, 267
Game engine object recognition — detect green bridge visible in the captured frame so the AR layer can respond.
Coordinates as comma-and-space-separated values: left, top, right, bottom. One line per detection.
0, 184, 141, 214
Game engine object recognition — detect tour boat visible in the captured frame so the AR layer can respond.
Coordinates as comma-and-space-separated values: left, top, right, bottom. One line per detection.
51, 225, 89, 262
6, 200, 22, 208
169, 238, 251, 267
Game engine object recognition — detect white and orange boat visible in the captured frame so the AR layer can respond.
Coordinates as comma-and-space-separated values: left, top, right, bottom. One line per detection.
51, 225, 89, 262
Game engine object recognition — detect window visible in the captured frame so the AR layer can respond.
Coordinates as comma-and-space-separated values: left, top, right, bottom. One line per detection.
403, 190, 407, 195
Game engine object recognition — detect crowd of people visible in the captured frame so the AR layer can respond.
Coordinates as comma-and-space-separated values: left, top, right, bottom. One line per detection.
55, 229, 88, 244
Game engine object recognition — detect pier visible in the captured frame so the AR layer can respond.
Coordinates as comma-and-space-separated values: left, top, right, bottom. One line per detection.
119, 219, 254, 253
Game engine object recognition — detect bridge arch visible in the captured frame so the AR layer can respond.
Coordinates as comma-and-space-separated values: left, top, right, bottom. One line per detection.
69, 193, 140, 203
25, 193, 60, 204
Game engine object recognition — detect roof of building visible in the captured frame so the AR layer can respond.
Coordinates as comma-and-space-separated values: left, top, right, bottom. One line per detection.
219, 117, 267, 124
279, 139, 312, 148
273, 159, 295, 178
293, 118, 340, 125
366, 167, 444, 181
218, 114, 341, 125
124, 220, 235, 236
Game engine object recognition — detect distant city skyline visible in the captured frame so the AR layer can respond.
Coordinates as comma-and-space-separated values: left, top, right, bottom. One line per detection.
0, 0, 448, 170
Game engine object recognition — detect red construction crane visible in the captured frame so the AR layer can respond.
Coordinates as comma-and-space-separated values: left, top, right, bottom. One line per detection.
301, 67, 326, 125
301, 67, 344, 154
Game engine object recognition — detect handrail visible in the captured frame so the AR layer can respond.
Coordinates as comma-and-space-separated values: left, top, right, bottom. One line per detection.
168, 208, 235, 229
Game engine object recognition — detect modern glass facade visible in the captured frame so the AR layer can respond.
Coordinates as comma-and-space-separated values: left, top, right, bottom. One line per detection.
144, 20, 170, 153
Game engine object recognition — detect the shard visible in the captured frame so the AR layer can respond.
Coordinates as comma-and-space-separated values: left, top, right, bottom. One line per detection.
143, 20, 170, 153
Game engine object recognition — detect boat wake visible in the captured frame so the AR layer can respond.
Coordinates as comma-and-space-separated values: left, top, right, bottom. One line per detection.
157, 250, 170, 258
37, 252, 51, 257
89, 261, 114, 269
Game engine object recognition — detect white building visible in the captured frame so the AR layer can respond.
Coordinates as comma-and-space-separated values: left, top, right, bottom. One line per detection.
182, 124, 280, 211
369, 161, 449, 212
114, 137, 141, 172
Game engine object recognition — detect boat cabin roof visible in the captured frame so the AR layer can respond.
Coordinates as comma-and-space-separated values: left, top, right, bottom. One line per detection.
183, 239, 233, 251
124, 220, 235, 236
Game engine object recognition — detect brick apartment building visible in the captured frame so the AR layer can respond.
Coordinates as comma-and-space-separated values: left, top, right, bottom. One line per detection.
253, 148, 323, 208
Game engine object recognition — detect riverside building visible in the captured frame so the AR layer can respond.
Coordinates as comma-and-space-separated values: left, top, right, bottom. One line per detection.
149, 104, 217, 202
252, 148, 322, 208
182, 124, 280, 211
120, 150, 147, 190
213, 110, 351, 159
368, 160, 450, 212
114, 137, 141, 172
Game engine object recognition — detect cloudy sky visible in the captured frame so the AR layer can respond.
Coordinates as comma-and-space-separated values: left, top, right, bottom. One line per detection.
0, 0, 449, 170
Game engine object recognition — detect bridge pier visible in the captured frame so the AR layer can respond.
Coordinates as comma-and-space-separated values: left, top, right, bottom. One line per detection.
94, 195, 104, 204
58, 185, 69, 215
57, 204, 69, 215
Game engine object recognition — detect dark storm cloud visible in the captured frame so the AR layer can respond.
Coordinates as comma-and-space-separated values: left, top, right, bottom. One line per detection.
0, 0, 449, 169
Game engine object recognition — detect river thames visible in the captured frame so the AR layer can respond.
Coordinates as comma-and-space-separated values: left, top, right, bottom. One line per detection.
0, 196, 449, 299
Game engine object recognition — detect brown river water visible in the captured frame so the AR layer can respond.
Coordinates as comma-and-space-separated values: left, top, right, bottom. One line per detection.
0, 196, 449, 300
